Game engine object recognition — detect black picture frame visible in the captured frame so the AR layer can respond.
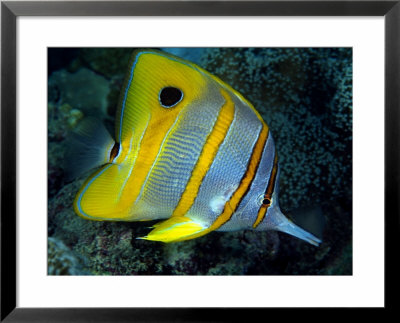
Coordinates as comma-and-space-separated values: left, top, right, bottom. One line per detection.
1, 0, 399, 321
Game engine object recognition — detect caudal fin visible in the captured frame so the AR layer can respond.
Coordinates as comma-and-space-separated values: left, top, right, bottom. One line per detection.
64, 117, 116, 181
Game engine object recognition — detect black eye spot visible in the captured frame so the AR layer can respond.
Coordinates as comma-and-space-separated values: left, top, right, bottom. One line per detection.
262, 198, 271, 206
159, 87, 183, 108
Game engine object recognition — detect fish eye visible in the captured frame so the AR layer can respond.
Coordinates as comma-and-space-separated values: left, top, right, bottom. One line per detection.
159, 87, 183, 108
262, 198, 271, 206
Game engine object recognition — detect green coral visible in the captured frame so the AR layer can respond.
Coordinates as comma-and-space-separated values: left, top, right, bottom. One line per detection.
78, 48, 137, 117
48, 67, 110, 117
48, 237, 88, 275
48, 103, 85, 197
79, 48, 133, 79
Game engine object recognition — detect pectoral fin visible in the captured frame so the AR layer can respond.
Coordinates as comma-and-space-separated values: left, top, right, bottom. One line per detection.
65, 117, 115, 181
139, 216, 209, 243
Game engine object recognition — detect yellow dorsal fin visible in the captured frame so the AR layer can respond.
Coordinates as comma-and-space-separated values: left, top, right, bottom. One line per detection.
139, 216, 208, 243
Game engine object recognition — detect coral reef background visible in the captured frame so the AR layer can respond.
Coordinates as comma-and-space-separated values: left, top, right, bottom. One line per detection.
48, 48, 352, 275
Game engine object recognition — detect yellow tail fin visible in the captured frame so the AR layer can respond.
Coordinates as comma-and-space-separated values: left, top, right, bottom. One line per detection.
139, 216, 208, 243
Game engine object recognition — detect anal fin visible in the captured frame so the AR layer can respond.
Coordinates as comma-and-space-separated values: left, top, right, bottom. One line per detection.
139, 216, 208, 243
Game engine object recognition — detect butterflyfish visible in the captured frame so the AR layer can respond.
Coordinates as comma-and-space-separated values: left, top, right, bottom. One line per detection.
69, 49, 322, 246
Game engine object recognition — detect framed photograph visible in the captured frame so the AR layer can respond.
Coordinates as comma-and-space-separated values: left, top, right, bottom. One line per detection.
1, 0, 398, 321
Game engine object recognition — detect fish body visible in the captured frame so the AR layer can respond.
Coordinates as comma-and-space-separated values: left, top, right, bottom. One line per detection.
71, 49, 321, 246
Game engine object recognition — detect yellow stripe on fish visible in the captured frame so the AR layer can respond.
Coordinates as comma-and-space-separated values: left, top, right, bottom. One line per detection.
171, 89, 235, 218
253, 153, 278, 228
71, 49, 322, 246
146, 123, 270, 243
210, 124, 269, 229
